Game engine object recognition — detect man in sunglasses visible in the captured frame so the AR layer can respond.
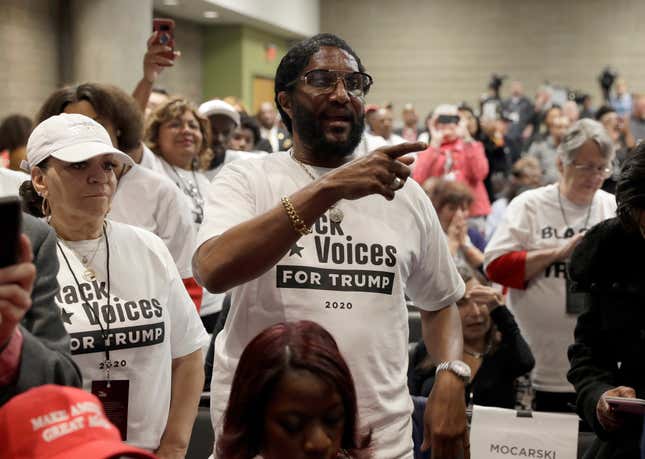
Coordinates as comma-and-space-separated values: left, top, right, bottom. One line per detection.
194, 33, 468, 459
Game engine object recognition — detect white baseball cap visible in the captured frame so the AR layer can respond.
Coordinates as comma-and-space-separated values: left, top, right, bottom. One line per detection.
198, 99, 240, 126
21, 113, 134, 171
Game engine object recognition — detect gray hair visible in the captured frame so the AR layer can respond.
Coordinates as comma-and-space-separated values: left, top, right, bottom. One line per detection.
557, 118, 614, 164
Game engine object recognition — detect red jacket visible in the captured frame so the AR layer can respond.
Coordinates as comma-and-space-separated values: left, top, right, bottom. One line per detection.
413, 139, 491, 217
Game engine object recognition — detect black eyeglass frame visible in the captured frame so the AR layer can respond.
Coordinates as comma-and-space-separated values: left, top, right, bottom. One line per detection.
286, 69, 374, 97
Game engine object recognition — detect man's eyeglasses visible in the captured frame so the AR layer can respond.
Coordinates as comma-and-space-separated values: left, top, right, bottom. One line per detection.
570, 162, 612, 178
287, 69, 374, 97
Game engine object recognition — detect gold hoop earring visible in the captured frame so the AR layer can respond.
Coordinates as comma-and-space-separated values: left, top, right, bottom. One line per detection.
41, 197, 50, 217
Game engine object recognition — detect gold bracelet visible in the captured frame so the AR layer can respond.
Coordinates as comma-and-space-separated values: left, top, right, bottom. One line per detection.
281, 197, 312, 236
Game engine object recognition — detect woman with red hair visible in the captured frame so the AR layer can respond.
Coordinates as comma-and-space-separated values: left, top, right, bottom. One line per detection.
216, 320, 372, 459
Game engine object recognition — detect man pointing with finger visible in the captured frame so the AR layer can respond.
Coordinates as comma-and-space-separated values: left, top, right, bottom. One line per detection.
195, 33, 468, 458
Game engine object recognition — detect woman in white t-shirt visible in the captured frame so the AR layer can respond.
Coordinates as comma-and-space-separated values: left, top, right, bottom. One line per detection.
484, 119, 617, 413
34, 82, 199, 304
144, 98, 212, 227
21, 113, 209, 455
145, 98, 224, 329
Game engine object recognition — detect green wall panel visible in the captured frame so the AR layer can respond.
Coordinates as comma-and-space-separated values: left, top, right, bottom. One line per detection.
201, 24, 293, 111
240, 25, 291, 111
202, 25, 243, 101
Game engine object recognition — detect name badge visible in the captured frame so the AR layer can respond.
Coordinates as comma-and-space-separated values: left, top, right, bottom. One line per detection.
91, 379, 129, 440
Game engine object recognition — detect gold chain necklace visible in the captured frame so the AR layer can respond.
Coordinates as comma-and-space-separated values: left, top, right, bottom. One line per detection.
58, 234, 103, 282
289, 150, 344, 223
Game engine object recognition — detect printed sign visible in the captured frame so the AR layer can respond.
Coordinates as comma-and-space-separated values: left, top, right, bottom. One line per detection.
470, 405, 578, 459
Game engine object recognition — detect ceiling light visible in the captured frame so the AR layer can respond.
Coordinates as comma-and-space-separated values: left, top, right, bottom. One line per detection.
163, 0, 179, 5
203, 10, 219, 19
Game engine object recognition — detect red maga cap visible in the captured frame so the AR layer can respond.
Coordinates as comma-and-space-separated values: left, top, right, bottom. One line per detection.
0, 385, 156, 459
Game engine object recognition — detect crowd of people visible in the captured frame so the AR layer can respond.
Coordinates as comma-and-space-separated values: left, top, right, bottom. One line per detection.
1, 29, 645, 459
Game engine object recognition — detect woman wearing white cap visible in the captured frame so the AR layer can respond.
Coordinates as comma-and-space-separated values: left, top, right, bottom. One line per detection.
21, 113, 209, 457
34, 83, 199, 310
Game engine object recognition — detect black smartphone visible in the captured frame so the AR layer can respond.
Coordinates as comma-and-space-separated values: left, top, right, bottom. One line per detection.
437, 114, 460, 124
0, 196, 22, 268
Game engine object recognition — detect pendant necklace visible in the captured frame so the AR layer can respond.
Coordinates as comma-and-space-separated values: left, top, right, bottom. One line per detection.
557, 186, 593, 238
464, 342, 491, 359
464, 349, 484, 359
57, 224, 114, 383
58, 232, 103, 282
170, 164, 205, 224
289, 150, 344, 223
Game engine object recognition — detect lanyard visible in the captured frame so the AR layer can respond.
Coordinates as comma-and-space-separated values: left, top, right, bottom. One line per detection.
56, 224, 113, 382
170, 164, 204, 224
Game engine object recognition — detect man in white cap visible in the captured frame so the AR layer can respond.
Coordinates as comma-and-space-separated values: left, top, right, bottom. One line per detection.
198, 99, 240, 176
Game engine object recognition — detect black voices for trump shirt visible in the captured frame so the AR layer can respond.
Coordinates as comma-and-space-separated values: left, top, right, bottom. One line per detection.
484, 184, 616, 392
55, 221, 209, 450
196, 152, 465, 459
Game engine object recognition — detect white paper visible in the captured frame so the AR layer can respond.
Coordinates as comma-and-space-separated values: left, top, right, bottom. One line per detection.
470, 405, 579, 459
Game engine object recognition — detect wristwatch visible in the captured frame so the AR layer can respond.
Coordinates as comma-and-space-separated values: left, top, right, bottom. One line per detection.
435, 360, 471, 384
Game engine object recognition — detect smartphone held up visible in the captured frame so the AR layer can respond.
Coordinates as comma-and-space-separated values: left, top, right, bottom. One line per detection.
0, 196, 22, 269
152, 18, 176, 62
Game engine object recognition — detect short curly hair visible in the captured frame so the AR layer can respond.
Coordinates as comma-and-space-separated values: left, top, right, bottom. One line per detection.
274, 33, 366, 135
35, 83, 143, 152
144, 97, 213, 171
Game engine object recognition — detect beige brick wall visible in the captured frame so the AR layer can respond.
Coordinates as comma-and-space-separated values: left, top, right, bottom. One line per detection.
68, 0, 152, 94
155, 16, 204, 105
0, 0, 61, 120
0, 1, 204, 122
321, 0, 645, 121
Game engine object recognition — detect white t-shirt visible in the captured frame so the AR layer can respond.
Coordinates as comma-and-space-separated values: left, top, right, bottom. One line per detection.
366, 132, 406, 151
54, 221, 209, 450
155, 156, 223, 316
485, 197, 509, 242
109, 165, 196, 278
195, 151, 465, 459
483, 184, 616, 392
157, 157, 210, 229
360, 133, 418, 169
138, 144, 166, 175
0, 168, 29, 197
203, 149, 267, 181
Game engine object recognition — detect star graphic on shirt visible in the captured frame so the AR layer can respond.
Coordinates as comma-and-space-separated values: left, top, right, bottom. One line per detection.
60, 308, 74, 325
289, 243, 304, 257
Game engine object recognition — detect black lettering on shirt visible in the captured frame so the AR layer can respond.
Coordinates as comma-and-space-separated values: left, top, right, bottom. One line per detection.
545, 261, 567, 278
277, 265, 394, 294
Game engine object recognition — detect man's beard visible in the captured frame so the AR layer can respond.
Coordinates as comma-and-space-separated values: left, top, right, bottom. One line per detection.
292, 103, 364, 161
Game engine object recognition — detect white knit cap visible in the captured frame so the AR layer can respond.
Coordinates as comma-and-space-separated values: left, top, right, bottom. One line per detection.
198, 99, 240, 126
22, 114, 133, 171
